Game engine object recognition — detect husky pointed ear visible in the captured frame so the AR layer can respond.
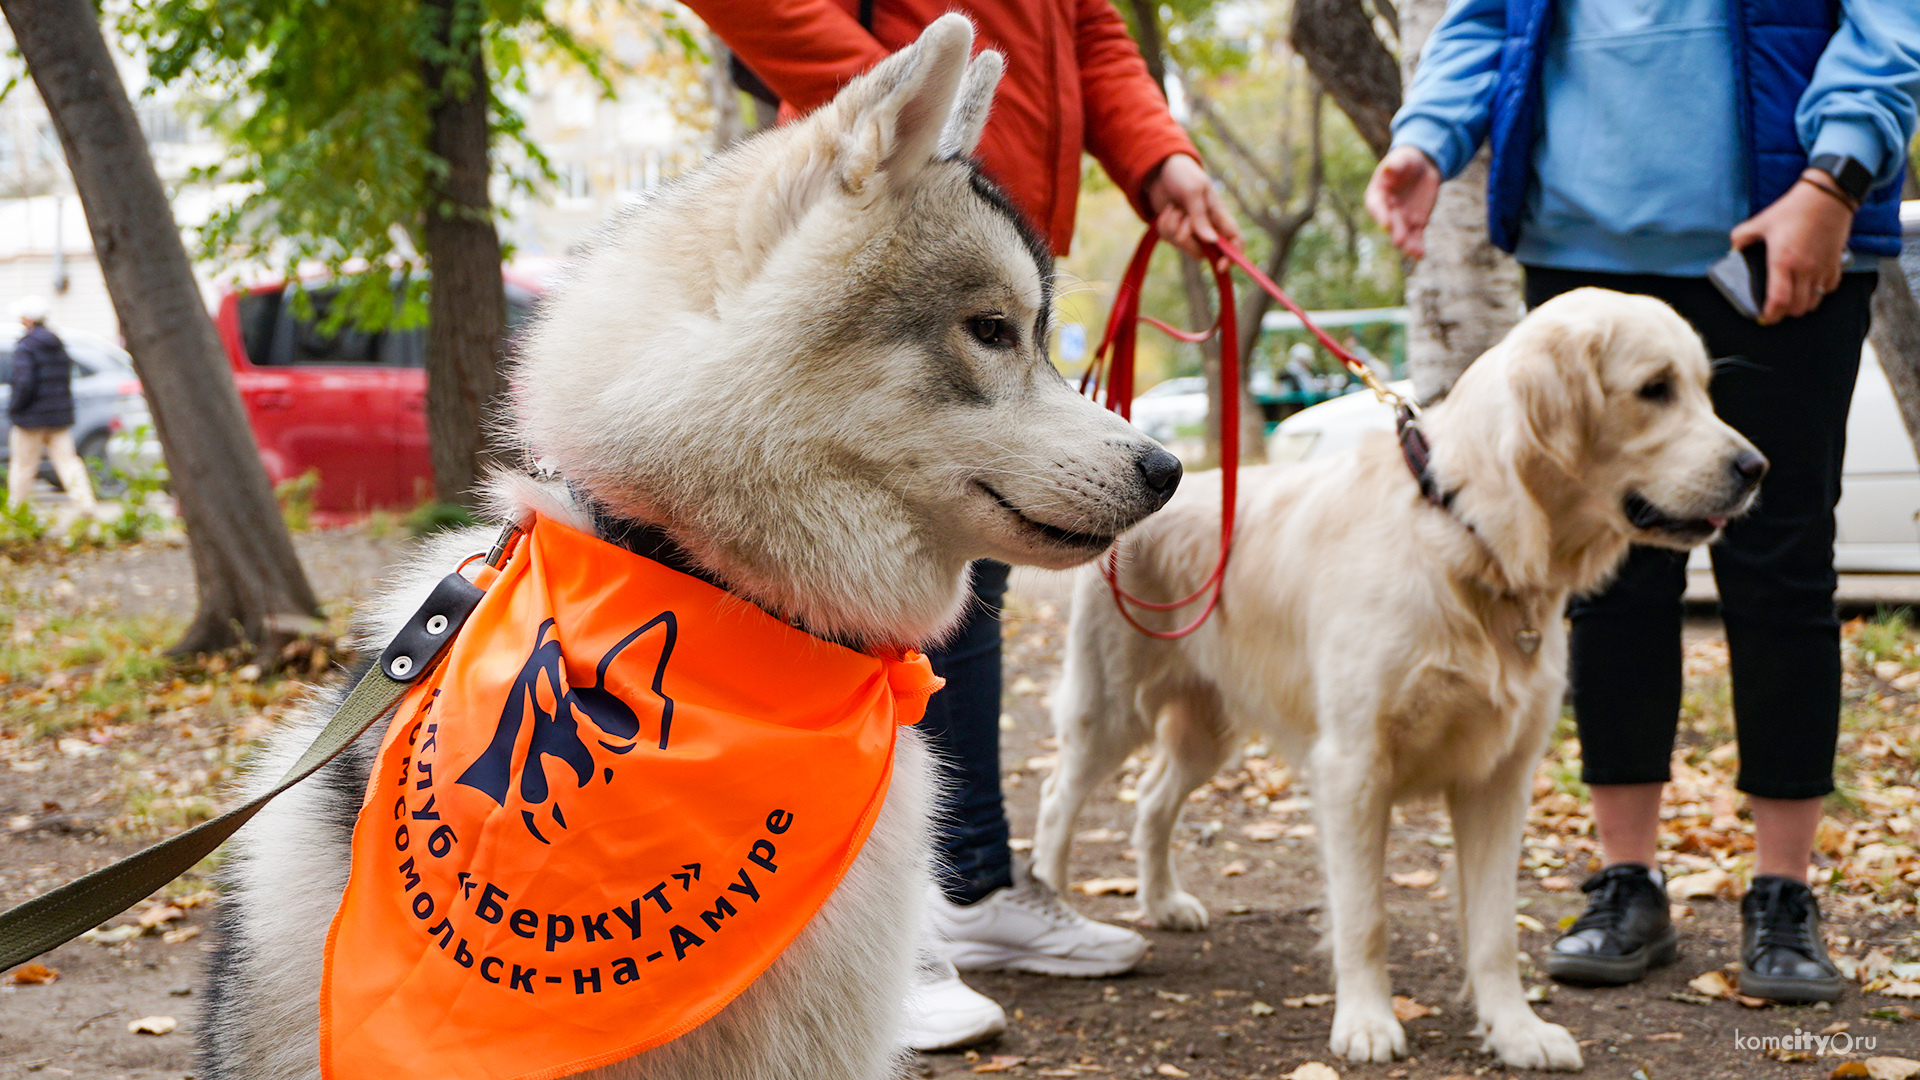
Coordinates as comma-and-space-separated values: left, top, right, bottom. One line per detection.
834, 14, 974, 197
938, 49, 1002, 159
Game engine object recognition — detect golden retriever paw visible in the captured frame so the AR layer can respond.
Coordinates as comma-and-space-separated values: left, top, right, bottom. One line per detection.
1144, 889, 1209, 931
1329, 1005, 1407, 1063
1481, 1015, 1582, 1071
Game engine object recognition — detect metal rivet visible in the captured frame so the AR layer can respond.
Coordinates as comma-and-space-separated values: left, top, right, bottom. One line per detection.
389, 655, 413, 678
426, 614, 449, 635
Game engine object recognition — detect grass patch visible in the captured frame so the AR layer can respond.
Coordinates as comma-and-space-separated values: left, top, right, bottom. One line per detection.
1849, 606, 1915, 667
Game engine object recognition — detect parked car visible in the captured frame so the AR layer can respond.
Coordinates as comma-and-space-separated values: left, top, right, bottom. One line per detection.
1129, 376, 1209, 443
1269, 198, 1920, 575
0, 327, 157, 495
214, 265, 553, 515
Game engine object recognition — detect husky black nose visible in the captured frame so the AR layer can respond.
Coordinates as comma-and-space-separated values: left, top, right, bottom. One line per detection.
1137, 445, 1183, 501
1731, 449, 1769, 487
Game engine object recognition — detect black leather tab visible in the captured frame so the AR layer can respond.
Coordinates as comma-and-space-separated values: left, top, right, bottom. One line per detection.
377, 572, 486, 682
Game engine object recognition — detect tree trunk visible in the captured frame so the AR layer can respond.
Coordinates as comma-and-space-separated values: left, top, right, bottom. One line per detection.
1869, 172, 1920, 460
1872, 258, 1920, 457
1399, 0, 1520, 401
422, 0, 507, 509
3, 0, 321, 657
1288, 0, 1399, 157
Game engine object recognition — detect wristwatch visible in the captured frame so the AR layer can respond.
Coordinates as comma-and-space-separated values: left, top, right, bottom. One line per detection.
1808, 153, 1873, 206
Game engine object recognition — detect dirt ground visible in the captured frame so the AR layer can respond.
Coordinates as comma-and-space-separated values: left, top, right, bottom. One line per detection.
2, 528, 1917, 1080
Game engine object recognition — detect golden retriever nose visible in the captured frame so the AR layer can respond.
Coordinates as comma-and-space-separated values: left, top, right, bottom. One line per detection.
1137, 445, 1183, 500
1732, 450, 1769, 487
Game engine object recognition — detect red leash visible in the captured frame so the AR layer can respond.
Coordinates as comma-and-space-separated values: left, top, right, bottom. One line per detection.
1082, 232, 1413, 640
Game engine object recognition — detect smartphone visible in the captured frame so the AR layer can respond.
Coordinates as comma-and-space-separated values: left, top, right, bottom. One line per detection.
1708, 242, 1768, 321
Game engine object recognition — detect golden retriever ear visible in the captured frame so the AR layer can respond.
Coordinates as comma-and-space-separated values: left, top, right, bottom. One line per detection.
1510, 299, 1611, 478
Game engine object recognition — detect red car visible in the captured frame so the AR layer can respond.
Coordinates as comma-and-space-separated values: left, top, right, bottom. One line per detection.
214, 265, 553, 516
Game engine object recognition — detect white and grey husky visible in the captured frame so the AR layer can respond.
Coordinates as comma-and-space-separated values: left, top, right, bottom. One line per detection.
201, 17, 1180, 1080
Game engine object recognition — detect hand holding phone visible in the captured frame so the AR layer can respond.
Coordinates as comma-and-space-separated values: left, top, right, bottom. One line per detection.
1708, 243, 1769, 321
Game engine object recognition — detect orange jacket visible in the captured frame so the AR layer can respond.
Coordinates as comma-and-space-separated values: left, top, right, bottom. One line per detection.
687, 0, 1199, 254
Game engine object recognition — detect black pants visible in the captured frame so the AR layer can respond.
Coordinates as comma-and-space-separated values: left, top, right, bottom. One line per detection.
920, 560, 1014, 904
1524, 266, 1876, 800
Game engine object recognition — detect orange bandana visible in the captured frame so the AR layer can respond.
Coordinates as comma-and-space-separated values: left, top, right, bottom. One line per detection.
321, 517, 941, 1080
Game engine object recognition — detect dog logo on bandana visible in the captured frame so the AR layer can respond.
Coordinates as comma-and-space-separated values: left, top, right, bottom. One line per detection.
455, 613, 677, 843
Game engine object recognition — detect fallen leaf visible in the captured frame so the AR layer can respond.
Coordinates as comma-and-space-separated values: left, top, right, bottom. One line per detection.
1687, 970, 1736, 999
1525, 984, 1553, 1003
1734, 994, 1772, 1008
1221, 859, 1249, 877
1877, 980, 1920, 999
1248, 1000, 1276, 1016
1540, 876, 1574, 892
1830, 1063, 1871, 1079
1283, 1065, 1340, 1080
1667, 992, 1717, 1006
1867, 1059, 1920, 1080
1075, 878, 1137, 896
1155, 1066, 1190, 1078
137, 905, 184, 928
1241, 822, 1286, 841
7, 963, 57, 985
1390, 869, 1438, 889
1282, 993, 1334, 1008
1821, 1021, 1851, 1036
1646, 1031, 1683, 1042
162, 925, 201, 945
80, 924, 140, 944
128, 1016, 177, 1035
1516, 913, 1546, 933
1666, 868, 1734, 901
973, 1055, 1025, 1073
1391, 995, 1435, 1021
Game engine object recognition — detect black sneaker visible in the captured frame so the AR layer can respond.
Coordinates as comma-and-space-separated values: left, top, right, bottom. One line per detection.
1545, 863, 1680, 985
1739, 875, 1846, 1003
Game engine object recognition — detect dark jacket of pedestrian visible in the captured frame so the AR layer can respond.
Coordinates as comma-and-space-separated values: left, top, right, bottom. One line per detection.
9, 324, 78, 430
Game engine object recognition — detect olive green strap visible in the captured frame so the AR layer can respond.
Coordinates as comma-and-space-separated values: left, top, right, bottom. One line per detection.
0, 667, 411, 971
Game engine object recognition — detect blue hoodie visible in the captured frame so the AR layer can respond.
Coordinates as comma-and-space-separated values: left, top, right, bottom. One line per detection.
1391, 0, 1919, 276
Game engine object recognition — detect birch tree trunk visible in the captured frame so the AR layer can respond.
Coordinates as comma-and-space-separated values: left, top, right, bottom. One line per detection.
1399, 0, 1520, 401
1869, 175, 1920, 457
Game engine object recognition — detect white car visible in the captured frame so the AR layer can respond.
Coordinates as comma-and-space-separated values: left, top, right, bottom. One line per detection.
1129, 376, 1209, 443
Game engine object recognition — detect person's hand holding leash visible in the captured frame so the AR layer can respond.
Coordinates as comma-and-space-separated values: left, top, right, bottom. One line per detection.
1729, 170, 1856, 324
1147, 153, 1241, 265
1364, 145, 1442, 258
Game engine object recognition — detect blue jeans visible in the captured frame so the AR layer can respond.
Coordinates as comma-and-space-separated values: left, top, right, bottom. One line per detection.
921, 560, 1014, 905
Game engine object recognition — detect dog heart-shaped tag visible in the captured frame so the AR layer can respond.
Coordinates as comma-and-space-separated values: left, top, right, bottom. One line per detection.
1515, 629, 1541, 656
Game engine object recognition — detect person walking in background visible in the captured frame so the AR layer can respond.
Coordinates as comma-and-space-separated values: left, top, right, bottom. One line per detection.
1367, 0, 1919, 1004
684, 0, 1241, 1051
7, 295, 96, 514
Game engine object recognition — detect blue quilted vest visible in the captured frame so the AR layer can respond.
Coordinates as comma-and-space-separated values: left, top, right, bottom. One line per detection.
1486, 0, 1905, 258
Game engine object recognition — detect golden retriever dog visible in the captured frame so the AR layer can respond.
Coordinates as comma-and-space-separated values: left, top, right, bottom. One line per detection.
1032, 289, 1768, 1071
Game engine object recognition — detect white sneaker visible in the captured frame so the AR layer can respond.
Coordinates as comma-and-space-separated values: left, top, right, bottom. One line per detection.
903, 957, 1007, 1051
932, 871, 1149, 977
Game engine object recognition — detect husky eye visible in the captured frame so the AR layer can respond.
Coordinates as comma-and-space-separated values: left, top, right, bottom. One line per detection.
968, 315, 1015, 349
1638, 377, 1673, 403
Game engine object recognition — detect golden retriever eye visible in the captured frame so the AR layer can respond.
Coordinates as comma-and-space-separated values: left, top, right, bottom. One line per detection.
1638, 378, 1673, 403
968, 315, 1015, 349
